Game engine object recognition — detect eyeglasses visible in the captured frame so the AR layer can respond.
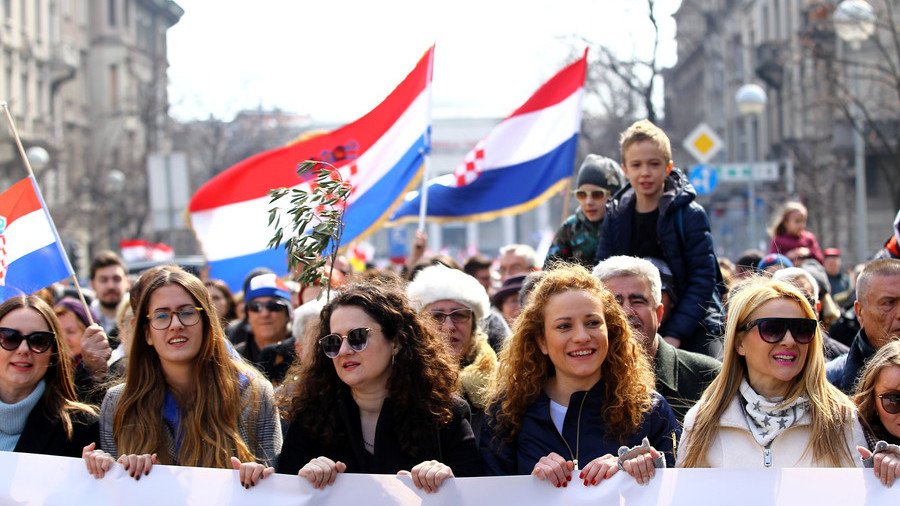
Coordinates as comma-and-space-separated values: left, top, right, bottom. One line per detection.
879, 392, 900, 415
429, 308, 473, 325
738, 317, 817, 344
0, 327, 55, 353
573, 189, 611, 201
247, 300, 290, 314
319, 327, 372, 358
147, 307, 204, 330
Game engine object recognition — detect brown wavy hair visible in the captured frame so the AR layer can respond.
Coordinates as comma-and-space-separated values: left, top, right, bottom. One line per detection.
853, 337, 900, 443
280, 282, 459, 456
0, 295, 97, 437
680, 276, 857, 468
486, 263, 655, 443
113, 267, 261, 468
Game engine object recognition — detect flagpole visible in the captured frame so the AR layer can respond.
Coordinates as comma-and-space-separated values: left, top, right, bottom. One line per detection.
560, 177, 573, 226
1, 102, 96, 326
417, 149, 430, 232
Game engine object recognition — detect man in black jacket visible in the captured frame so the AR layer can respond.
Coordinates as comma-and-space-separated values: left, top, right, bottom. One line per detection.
594, 255, 721, 422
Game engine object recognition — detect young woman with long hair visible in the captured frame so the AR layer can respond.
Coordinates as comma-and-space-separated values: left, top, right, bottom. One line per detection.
274, 282, 481, 493
82, 267, 281, 488
853, 339, 900, 486
482, 264, 679, 488
0, 295, 97, 456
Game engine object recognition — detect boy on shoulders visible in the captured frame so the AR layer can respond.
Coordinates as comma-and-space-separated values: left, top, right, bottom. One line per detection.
597, 120, 724, 357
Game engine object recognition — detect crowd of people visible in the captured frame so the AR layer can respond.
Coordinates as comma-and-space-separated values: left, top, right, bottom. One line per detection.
2, 119, 898, 494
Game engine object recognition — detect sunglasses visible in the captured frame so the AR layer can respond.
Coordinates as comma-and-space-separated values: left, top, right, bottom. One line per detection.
738, 317, 817, 344
0, 327, 55, 354
879, 392, 900, 415
319, 327, 372, 358
247, 300, 290, 313
429, 308, 473, 325
573, 189, 611, 201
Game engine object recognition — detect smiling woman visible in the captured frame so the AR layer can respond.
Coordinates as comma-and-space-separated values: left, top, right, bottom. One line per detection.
0, 296, 98, 457
481, 263, 679, 488
81, 267, 282, 489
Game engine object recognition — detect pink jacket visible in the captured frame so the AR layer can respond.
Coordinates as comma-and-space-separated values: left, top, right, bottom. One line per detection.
769, 230, 825, 264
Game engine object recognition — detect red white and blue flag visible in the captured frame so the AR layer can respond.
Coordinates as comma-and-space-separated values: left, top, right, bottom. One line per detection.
389, 51, 587, 224
119, 239, 175, 263
0, 176, 74, 301
189, 47, 434, 290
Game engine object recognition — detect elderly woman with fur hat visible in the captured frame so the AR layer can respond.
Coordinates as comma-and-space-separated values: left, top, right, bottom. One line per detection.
544, 154, 624, 268
407, 264, 498, 439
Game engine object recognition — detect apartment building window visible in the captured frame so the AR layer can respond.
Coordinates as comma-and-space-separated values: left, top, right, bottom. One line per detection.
3, 0, 10, 19
34, 0, 40, 38
124, 0, 130, 27
3, 50, 12, 100
108, 0, 116, 26
20, 72, 28, 118
19, 0, 25, 27
109, 64, 118, 108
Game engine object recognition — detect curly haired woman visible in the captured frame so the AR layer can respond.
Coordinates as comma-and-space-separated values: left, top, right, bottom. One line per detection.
481, 263, 679, 488
276, 282, 481, 493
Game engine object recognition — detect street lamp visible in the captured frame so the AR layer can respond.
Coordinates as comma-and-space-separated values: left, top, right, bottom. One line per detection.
735, 83, 768, 250
25, 146, 50, 173
835, 0, 875, 263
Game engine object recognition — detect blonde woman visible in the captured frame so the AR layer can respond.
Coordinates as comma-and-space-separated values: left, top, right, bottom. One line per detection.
677, 277, 865, 469
82, 267, 281, 488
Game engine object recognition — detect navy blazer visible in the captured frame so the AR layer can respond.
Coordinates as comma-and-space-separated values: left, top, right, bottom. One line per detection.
481, 382, 680, 475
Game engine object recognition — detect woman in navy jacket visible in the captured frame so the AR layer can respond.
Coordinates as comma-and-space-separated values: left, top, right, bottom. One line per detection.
482, 264, 679, 487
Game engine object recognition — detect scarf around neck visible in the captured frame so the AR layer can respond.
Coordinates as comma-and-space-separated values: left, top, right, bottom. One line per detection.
739, 379, 809, 447
0, 380, 46, 451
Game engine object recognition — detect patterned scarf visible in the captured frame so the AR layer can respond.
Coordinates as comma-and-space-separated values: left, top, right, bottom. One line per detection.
739, 379, 809, 447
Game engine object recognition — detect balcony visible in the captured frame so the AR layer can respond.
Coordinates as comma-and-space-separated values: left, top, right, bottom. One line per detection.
755, 41, 786, 89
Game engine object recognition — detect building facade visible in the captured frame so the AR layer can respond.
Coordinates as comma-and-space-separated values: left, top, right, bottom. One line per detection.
665, 0, 898, 264
0, 0, 182, 275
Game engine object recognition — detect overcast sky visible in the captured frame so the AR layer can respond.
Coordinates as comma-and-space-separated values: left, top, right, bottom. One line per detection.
167, 0, 680, 123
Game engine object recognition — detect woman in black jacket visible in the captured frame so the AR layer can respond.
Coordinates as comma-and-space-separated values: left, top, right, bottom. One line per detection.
0, 295, 97, 457
276, 282, 481, 493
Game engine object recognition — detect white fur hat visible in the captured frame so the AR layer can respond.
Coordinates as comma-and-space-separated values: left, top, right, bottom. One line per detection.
407, 264, 490, 322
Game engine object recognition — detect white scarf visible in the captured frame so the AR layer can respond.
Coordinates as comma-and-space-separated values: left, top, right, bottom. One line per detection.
739, 379, 809, 447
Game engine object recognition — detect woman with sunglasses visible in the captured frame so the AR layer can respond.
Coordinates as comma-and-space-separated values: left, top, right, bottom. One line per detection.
853, 339, 900, 486
81, 267, 282, 488
544, 154, 624, 268
276, 282, 482, 493
676, 277, 867, 469
482, 264, 679, 488
406, 264, 498, 440
0, 295, 97, 457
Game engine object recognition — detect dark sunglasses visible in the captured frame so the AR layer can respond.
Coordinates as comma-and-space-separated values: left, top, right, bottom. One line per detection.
573, 189, 611, 201
879, 392, 900, 415
247, 300, 290, 313
0, 327, 55, 354
319, 327, 371, 358
738, 317, 817, 344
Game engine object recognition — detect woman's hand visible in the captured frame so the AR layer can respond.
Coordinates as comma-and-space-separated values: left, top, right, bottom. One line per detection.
620, 447, 661, 485
579, 454, 618, 486
82, 442, 115, 479
531, 452, 574, 487
399, 460, 454, 493
230, 457, 274, 489
117, 452, 158, 480
859, 446, 900, 487
298, 456, 347, 489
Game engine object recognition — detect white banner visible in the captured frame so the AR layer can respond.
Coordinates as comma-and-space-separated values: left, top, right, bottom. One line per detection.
1, 451, 896, 505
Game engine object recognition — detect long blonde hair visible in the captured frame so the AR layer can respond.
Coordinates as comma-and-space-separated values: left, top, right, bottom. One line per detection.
0, 295, 97, 438
113, 268, 260, 468
486, 263, 655, 442
680, 277, 857, 467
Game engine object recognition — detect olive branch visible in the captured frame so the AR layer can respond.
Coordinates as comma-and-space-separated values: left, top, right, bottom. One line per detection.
267, 160, 352, 295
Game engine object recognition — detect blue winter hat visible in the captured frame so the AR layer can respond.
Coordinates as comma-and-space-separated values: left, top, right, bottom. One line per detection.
245, 273, 292, 304
757, 253, 793, 272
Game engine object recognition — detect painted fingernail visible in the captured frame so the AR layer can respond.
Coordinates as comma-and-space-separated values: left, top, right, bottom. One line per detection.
579, 472, 584, 479
593, 479, 598, 485
555, 483, 561, 488
583, 480, 589, 486
566, 475, 572, 481
563, 481, 568, 488
145, 470, 149, 476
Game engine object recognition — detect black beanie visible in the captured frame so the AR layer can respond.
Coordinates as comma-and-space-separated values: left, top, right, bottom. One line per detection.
576, 154, 624, 192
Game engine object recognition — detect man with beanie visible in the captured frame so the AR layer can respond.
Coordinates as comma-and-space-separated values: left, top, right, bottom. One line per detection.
544, 154, 624, 268
234, 272, 295, 383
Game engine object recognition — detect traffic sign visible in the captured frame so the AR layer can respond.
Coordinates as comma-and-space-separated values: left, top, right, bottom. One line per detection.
683, 123, 724, 163
716, 162, 779, 182
689, 164, 718, 196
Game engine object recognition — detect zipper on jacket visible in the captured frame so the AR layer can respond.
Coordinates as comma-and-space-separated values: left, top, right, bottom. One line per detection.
550, 391, 590, 471
763, 444, 772, 468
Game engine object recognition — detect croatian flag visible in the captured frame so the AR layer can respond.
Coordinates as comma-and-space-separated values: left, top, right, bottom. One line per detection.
119, 239, 175, 263
389, 51, 586, 224
0, 176, 74, 301
189, 47, 434, 290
